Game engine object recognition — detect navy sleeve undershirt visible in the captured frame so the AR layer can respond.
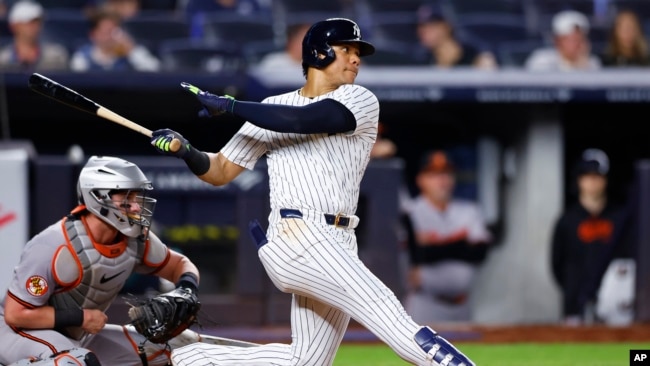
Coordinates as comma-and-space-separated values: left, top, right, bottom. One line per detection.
231, 98, 356, 134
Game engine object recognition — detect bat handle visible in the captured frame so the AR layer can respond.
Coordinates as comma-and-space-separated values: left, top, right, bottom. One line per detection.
145, 130, 181, 153
170, 138, 182, 153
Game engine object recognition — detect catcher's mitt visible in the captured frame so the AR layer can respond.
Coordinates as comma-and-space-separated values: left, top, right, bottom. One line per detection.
128, 287, 201, 344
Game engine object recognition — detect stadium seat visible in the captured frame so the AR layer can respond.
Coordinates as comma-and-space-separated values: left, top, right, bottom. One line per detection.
533, 0, 597, 16
497, 39, 546, 68
364, 0, 427, 15
0, 17, 9, 39
363, 40, 427, 66
122, 14, 190, 55
0, 37, 11, 49
457, 13, 541, 51
200, 13, 278, 46
368, 13, 420, 48
274, 0, 348, 15
444, 0, 527, 17
37, 0, 94, 10
140, 0, 179, 12
241, 40, 285, 67
158, 38, 245, 73
609, 0, 650, 19
41, 10, 91, 54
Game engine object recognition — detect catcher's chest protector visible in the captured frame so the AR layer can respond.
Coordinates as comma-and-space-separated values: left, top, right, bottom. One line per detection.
48, 217, 144, 339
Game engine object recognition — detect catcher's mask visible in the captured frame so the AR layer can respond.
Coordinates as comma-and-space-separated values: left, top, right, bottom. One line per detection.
77, 155, 156, 238
302, 17, 375, 69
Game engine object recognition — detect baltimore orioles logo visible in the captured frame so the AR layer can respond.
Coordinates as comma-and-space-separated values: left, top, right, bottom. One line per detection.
26, 275, 48, 296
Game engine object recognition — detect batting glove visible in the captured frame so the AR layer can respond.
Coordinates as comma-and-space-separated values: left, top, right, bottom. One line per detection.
151, 128, 190, 158
181, 82, 235, 117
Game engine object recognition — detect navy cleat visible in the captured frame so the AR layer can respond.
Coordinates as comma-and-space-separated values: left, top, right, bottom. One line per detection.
414, 326, 475, 366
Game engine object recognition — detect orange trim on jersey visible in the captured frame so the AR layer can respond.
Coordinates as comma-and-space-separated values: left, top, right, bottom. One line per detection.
122, 325, 140, 351
81, 215, 128, 258
153, 348, 171, 361
10, 325, 58, 353
53, 352, 83, 365
142, 237, 171, 270
7, 291, 38, 309
122, 325, 171, 361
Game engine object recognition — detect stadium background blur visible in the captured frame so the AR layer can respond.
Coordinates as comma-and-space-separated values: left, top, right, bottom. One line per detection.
1, 0, 650, 331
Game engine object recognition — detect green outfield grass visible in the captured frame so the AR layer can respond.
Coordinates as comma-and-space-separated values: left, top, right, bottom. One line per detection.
334, 342, 650, 365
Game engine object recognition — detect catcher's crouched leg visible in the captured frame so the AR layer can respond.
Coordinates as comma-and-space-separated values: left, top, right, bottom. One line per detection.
6, 348, 101, 366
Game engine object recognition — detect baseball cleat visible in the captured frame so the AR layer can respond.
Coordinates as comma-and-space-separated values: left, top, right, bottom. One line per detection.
414, 326, 475, 366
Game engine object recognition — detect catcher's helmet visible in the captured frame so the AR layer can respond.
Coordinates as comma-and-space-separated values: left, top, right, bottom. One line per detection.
302, 18, 375, 69
77, 156, 155, 238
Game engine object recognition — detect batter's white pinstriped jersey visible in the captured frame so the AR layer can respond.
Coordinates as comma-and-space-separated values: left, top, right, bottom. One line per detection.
220, 84, 379, 218
171, 83, 442, 366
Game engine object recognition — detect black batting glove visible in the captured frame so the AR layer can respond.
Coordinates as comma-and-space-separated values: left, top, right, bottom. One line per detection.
151, 128, 190, 158
181, 82, 236, 117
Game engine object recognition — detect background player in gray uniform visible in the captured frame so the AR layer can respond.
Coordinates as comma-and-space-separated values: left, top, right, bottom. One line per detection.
151, 18, 475, 366
403, 150, 492, 323
0, 156, 202, 365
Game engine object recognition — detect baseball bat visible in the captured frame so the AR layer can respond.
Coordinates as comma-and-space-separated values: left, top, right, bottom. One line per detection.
27, 73, 181, 152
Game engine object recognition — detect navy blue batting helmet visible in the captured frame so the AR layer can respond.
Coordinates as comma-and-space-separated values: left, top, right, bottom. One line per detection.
302, 18, 375, 69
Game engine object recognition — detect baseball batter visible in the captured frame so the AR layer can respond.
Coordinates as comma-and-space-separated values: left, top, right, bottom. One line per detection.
151, 18, 475, 366
0, 156, 201, 365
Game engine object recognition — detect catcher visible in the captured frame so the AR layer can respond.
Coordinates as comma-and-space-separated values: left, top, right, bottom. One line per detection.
0, 156, 202, 366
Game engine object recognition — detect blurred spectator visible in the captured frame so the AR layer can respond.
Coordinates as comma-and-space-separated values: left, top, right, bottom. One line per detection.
69, 8, 160, 72
254, 22, 309, 72
550, 148, 634, 326
600, 9, 650, 67
414, 3, 497, 69
525, 10, 602, 71
0, 0, 69, 71
402, 150, 492, 323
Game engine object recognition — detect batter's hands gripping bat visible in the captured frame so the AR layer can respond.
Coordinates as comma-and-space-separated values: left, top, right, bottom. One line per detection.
28, 73, 181, 152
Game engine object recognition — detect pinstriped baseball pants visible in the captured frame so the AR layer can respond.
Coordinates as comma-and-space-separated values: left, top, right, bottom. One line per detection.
171, 217, 431, 366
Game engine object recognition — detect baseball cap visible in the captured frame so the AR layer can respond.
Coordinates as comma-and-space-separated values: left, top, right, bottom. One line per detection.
416, 3, 447, 24
576, 148, 609, 175
8, 1, 44, 23
419, 150, 455, 174
552, 10, 589, 36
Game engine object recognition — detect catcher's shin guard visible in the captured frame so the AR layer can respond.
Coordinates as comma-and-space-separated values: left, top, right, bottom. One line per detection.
414, 326, 475, 366
6, 348, 101, 366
